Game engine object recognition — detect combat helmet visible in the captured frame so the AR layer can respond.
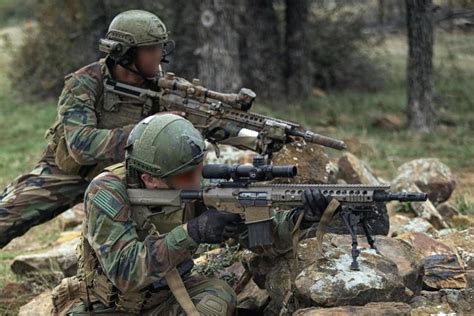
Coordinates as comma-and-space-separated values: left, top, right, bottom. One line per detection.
125, 114, 206, 185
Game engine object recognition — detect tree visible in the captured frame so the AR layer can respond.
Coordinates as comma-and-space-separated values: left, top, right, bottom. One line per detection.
162, 0, 200, 79
238, 0, 284, 100
285, 0, 313, 99
406, 0, 436, 131
196, 0, 242, 92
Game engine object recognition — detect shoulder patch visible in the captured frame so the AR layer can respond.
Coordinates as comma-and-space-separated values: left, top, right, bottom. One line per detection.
93, 190, 125, 219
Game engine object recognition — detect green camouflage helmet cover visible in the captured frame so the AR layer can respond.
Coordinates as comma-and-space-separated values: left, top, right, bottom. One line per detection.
106, 10, 168, 47
126, 114, 206, 178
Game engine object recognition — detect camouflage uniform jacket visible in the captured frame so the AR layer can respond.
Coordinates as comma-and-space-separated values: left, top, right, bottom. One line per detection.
43, 57, 160, 179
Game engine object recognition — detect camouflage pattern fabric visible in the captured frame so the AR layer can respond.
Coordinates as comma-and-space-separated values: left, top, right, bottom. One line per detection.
0, 58, 159, 248
59, 60, 135, 166
66, 166, 297, 314
0, 162, 88, 247
67, 276, 236, 315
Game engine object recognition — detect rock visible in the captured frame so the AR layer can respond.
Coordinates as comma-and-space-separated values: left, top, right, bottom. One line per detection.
438, 228, 474, 269
294, 302, 412, 316
342, 137, 377, 159
422, 254, 467, 289
437, 228, 457, 237
390, 179, 448, 229
264, 254, 294, 308
394, 217, 438, 237
271, 141, 330, 184
410, 288, 474, 315
397, 232, 467, 290
436, 201, 460, 223
59, 203, 85, 230
392, 158, 456, 205
246, 234, 425, 312
450, 227, 474, 288
11, 238, 79, 278
397, 232, 454, 258
236, 279, 269, 311
328, 234, 424, 294
293, 235, 410, 308
326, 160, 339, 184
388, 214, 411, 237
18, 290, 53, 316
372, 114, 403, 131
410, 303, 454, 316
466, 269, 474, 288
204, 144, 253, 165
337, 152, 383, 185
294, 247, 408, 307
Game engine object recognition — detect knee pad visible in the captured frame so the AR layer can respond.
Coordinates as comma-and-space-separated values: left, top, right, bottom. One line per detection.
196, 294, 230, 316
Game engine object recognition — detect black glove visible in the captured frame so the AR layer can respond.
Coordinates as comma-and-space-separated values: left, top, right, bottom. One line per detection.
187, 209, 242, 244
293, 189, 328, 225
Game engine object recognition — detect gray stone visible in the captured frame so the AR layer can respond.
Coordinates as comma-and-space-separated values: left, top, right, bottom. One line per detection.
237, 279, 269, 311
392, 158, 456, 205
397, 232, 467, 290
294, 302, 412, 316
11, 238, 79, 278
337, 152, 383, 185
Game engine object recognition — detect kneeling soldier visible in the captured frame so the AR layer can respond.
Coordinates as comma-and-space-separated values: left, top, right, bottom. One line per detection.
52, 114, 328, 315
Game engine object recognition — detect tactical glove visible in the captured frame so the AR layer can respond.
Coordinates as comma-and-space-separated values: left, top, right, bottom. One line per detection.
187, 209, 242, 244
292, 189, 328, 226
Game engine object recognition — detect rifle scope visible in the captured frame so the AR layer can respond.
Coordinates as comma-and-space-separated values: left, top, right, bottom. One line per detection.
203, 156, 297, 181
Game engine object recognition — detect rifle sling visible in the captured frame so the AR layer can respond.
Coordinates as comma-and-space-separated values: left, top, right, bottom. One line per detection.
164, 268, 200, 316
315, 198, 341, 255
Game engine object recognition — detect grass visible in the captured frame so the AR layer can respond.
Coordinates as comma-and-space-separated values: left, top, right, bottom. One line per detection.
0, 25, 57, 188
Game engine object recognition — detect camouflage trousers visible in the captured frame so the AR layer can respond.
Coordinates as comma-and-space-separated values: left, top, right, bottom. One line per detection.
67, 276, 237, 316
0, 160, 88, 248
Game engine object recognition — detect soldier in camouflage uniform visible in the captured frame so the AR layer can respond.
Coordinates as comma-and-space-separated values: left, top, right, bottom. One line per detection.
0, 10, 175, 247
51, 114, 328, 315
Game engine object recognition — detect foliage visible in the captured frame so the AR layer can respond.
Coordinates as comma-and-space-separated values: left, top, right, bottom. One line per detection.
192, 244, 241, 287
456, 195, 474, 216
0, 0, 38, 27
309, 3, 385, 91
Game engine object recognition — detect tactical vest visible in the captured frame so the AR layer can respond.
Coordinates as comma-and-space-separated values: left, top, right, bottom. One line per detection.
74, 164, 196, 314
43, 58, 160, 180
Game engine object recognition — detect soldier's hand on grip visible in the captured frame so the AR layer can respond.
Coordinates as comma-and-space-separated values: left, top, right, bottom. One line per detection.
187, 209, 242, 244
301, 188, 328, 223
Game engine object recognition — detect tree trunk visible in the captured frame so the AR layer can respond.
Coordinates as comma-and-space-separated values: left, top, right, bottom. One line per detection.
406, 0, 436, 131
238, 0, 284, 100
197, 0, 242, 92
285, 0, 312, 99
163, 0, 200, 79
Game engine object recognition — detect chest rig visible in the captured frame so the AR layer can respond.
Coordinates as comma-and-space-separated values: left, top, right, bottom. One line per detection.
76, 164, 196, 313
44, 58, 160, 180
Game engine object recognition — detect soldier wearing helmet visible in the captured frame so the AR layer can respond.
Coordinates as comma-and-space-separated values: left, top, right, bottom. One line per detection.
0, 10, 178, 248
51, 114, 328, 315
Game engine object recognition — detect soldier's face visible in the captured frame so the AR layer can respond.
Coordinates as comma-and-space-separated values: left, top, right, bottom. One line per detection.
135, 45, 163, 77
168, 163, 204, 190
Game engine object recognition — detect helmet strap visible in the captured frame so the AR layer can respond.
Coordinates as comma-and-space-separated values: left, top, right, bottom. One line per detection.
114, 47, 152, 82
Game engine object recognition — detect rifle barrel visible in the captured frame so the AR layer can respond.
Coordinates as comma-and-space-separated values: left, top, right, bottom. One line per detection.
288, 129, 347, 150
374, 191, 428, 202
